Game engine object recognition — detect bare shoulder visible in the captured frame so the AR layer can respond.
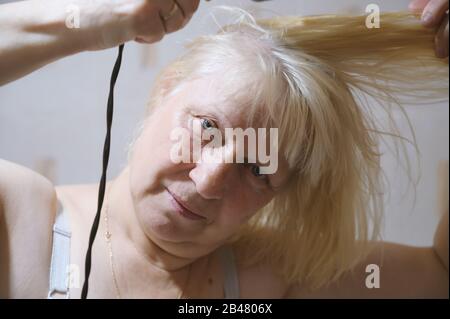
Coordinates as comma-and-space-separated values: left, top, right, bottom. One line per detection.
0, 158, 58, 298
54, 182, 104, 235
0, 158, 57, 226
232, 243, 289, 298
284, 242, 449, 299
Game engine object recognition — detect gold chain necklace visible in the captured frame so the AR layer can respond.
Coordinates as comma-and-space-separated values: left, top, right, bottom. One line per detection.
103, 182, 191, 299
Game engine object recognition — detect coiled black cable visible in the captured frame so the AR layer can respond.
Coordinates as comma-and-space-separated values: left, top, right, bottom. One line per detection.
81, 44, 125, 299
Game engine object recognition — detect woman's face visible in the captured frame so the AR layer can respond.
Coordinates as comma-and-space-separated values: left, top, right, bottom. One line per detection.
129, 75, 289, 255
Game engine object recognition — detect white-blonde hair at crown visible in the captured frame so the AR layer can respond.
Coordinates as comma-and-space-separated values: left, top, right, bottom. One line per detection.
127, 7, 449, 290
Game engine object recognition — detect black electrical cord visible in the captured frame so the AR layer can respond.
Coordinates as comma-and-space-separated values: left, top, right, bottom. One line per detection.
81, 44, 125, 299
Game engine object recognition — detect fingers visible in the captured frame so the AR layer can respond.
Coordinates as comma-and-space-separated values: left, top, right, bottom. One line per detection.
133, 7, 166, 44
159, 0, 185, 33
409, 0, 449, 58
176, 0, 200, 26
179, 0, 201, 13
409, 0, 432, 13
156, 0, 200, 36
435, 14, 449, 58
421, 0, 449, 28
134, 0, 200, 44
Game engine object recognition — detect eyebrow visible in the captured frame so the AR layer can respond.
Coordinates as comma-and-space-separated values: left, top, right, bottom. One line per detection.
243, 156, 266, 167
213, 106, 233, 127
190, 103, 233, 127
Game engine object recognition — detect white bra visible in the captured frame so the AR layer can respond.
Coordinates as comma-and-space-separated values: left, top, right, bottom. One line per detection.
48, 199, 240, 299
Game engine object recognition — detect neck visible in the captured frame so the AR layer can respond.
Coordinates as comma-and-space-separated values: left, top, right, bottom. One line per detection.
106, 166, 197, 272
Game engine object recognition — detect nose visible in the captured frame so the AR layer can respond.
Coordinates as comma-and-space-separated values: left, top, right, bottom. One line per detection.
189, 162, 234, 200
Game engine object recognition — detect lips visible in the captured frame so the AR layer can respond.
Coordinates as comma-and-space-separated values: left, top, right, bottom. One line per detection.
166, 188, 206, 221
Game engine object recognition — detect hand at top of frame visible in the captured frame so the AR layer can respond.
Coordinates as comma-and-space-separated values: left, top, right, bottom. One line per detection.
409, 0, 449, 58
74, 0, 201, 50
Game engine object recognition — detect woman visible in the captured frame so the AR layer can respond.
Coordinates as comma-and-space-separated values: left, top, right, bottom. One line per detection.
0, 0, 448, 298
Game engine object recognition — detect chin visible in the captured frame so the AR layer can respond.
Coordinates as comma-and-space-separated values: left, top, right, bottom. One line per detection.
142, 210, 200, 244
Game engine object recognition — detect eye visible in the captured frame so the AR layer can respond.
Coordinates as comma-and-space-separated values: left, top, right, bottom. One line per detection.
197, 117, 221, 146
201, 118, 216, 130
248, 164, 267, 180
250, 164, 261, 177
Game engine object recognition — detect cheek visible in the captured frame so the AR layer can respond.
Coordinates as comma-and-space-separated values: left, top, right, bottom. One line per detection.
129, 128, 172, 190
222, 188, 273, 224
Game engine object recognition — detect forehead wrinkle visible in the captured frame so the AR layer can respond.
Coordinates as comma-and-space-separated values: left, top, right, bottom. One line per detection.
192, 96, 254, 129
182, 73, 269, 130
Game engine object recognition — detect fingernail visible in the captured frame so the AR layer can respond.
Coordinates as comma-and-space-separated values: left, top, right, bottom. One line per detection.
422, 12, 433, 25
409, 0, 420, 11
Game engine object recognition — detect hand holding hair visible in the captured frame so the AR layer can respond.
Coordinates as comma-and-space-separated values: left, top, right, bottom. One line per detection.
409, 0, 449, 58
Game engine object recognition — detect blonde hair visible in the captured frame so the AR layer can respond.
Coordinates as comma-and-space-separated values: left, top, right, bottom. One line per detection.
129, 9, 449, 289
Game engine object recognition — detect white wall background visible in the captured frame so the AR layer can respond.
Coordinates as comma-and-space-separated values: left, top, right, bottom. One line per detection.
0, 0, 448, 246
